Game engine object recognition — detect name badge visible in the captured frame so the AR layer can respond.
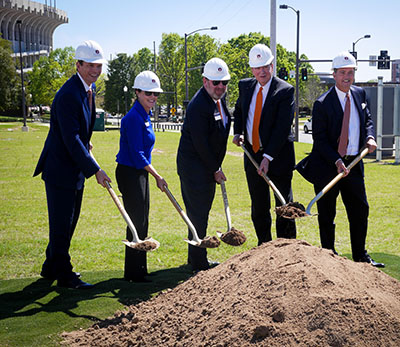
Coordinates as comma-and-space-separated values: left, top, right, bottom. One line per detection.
145, 121, 150, 127
214, 115, 222, 121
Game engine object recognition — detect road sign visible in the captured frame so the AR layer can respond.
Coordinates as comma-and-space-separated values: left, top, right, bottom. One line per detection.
171, 107, 176, 116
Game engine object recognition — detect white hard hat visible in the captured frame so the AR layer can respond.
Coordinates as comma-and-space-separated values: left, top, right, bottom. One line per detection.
133, 71, 163, 92
249, 44, 274, 68
202, 57, 230, 81
74, 40, 105, 64
332, 51, 357, 70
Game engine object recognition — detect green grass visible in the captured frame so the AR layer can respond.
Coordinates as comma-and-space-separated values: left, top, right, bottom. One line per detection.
1, 122, 399, 346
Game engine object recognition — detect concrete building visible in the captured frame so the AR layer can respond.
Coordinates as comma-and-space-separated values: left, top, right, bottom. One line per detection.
0, 0, 68, 71
392, 60, 400, 83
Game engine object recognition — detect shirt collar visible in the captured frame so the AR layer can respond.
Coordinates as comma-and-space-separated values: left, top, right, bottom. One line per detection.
335, 86, 351, 100
77, 72, 91, 92
256, 78, 272, 94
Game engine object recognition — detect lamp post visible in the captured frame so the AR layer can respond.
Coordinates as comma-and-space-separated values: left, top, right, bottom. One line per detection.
184, 26, 217, 108
279, 4, 300, 141
351, 34, 371, 59
122, 85, 128, 128
16, 20, 28, 131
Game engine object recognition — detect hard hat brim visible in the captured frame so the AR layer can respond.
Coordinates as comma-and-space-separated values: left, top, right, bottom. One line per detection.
202, 72, 231, 81
249, 56, 274, 68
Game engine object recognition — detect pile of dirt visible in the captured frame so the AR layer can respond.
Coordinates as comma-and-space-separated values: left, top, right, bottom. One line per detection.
275, 202, 308, 219
62, 239, 400, 346
219, 227, 247, 246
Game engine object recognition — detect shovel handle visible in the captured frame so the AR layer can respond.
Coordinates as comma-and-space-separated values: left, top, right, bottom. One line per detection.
105, 181, 141, 243
241, 144, 286, 205
220, 181, 232, 232
305, 147, 369, 215
163, 186, 201, 243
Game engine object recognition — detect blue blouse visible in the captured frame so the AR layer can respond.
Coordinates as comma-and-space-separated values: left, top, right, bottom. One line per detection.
116, 101, 155, 169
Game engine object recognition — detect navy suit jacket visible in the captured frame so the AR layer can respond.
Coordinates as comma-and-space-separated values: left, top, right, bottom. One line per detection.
296, 85, 374, 186
233, 76, 296, 175
33, 74, 100, 190
177, 87, 231, 184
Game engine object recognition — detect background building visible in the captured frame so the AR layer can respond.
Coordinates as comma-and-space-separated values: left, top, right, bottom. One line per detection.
0, 0, 68, 71
392, 60, 400, 83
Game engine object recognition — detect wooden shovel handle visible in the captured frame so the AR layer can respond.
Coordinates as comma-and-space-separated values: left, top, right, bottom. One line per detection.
241, 144, 286, 205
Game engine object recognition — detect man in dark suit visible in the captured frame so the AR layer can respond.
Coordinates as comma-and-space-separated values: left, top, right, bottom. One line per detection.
34, 40, 111, 289
232, 43, 296, 245
296, 51, 384, 267
177, 57, 231, 272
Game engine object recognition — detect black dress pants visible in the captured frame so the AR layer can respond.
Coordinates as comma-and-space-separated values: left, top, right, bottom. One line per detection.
180, 176, 216, 271
314, 163, 369, 260
42, 182, 83, 281
244, 148, 296, 245
116, 164, 149, 280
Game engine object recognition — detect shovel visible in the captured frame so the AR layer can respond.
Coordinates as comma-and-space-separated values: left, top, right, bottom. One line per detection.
105, 181, 160, 251
163, 186, 220, 248
305, 147, 369, 216
241, 144, 307, 219
216, 181, 246, 246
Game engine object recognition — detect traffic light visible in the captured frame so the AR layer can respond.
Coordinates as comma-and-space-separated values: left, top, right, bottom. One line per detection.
378, 50, 390, 70
301, 68, 308, 81
279, 67, 288, 80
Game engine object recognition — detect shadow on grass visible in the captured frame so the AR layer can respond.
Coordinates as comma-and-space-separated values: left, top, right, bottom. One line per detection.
0, 264, 194, 322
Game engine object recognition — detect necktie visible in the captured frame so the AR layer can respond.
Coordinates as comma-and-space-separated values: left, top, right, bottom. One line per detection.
216, 100, 224, 126
252, 86, 263, 152
87, 88, 93, 113
338, 93, 350, 157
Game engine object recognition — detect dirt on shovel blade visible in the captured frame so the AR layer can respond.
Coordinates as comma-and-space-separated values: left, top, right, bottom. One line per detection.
125, 239, 158, 251
219, 227, 247, 246
200, 236, 221, 248
275, 202, 308, 219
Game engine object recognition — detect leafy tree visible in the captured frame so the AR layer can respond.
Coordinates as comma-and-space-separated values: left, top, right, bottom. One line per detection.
27, 47, 75, 106
0, 36, 19, 113
157, 33, 184, 109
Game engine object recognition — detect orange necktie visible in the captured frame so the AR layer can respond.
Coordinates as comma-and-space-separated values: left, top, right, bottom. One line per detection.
87, 88, 93, 112
216, 100, 224, 126
252, 86, 263, 152
338, 93, 350, 157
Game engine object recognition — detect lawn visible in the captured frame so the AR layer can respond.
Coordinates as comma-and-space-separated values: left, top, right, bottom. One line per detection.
0, 122, 399, 346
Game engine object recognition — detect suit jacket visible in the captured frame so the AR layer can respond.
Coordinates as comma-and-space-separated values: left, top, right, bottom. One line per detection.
233, 76, 296, 175
177, 86, 231, 184
33, 74, 100, 190
296, 85, 374, 186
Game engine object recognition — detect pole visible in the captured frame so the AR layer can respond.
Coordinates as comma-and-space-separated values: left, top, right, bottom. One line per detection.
17, 21, 28, 131
376, 76, 383, 161
394, 84, 400, 164
294, 10, 300, 142
270, 0, 277, 77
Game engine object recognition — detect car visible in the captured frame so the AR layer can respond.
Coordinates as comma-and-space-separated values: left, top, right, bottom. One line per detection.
303, 117, 312, 133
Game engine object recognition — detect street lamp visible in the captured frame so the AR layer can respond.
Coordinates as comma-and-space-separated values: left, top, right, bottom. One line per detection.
184, 26, 217, 107
122, 85, 128, 128
279, 4, 300, 141
351, 34, 371, 59
16, 20, 28, 131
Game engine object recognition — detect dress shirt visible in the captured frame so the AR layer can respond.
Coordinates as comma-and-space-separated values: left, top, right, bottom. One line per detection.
246, 79, 273, 161
77, 72, 92, 92
335, 86, 360, 156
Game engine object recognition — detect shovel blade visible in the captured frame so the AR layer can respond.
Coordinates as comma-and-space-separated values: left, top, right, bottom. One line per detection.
122, 238, 160, 251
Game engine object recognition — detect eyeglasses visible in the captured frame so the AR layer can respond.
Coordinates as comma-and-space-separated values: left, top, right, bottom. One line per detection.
144, 91, 160, 97
211, 80, 229, 86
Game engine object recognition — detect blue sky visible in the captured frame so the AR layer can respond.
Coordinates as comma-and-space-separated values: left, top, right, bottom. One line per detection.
50, 0, 399, 82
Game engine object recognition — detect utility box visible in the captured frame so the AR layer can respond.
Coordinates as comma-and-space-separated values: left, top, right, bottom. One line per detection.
94, 108, 105, 131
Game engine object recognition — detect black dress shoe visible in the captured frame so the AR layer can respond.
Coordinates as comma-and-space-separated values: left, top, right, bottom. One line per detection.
57, 277, 94, 289
355, 254, 385, 268
208, 260, 220, 268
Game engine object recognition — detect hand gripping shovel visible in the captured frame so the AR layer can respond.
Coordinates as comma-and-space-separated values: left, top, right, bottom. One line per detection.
241, 144, 307, 219
105, 182, 160, 251
163, 186, 220, 248
305, 147, 369, 216
216, 181, 246, 246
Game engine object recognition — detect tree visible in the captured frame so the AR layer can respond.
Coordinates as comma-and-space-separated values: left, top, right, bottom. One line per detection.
27, 47, 75, 106
0, 36, 19, 113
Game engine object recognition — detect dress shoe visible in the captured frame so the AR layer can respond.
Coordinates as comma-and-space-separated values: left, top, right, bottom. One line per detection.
208, 260, 220, 268
41, 270, 81, 280
355, 254, 385, 268
57, 277, 94, 289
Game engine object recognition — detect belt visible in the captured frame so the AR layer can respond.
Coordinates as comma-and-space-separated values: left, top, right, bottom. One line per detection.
342, 155, 357, 161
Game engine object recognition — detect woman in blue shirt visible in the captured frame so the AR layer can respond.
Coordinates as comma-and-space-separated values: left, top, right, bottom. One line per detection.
116, 71, 167, 282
